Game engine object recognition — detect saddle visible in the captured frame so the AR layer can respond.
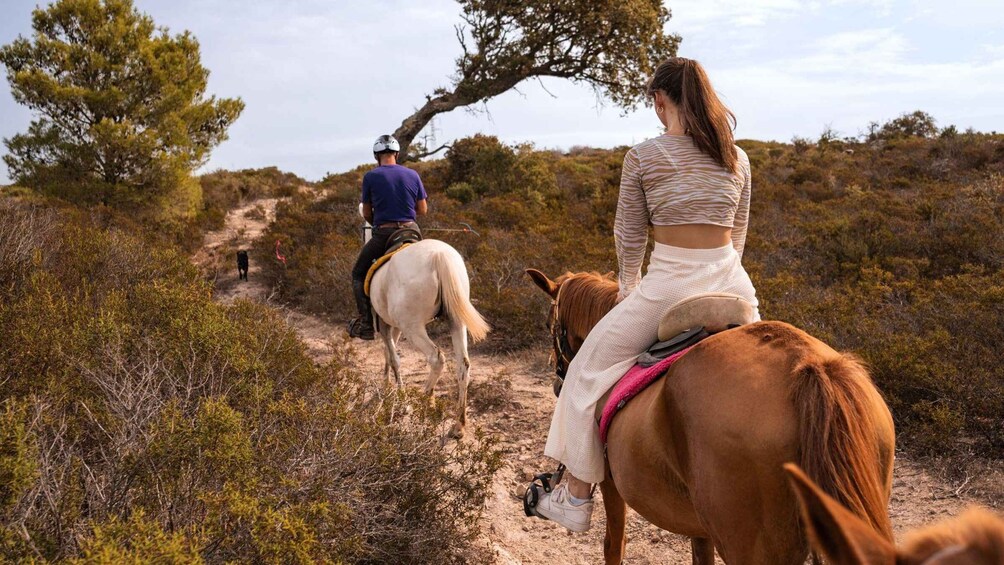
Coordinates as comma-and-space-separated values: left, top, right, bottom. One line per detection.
385, 227, 422, 254
597, 292, 756, 443
363, 227, 423, 297
524, 293, 755, 521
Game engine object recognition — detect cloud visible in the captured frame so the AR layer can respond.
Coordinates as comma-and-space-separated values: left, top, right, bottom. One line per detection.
983, 43, 1004, 58
791, 28, 912, 73
827, 0, 894, 16
712, 24, 1004, 141
669, 0, 806, 30
782, 27, 1004, 93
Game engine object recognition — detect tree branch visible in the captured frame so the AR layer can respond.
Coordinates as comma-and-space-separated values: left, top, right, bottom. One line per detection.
394, 0, 679, 160
410, 143, 453, 160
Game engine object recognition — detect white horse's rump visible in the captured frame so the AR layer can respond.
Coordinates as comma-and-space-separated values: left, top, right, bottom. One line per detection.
369, 239, 489, 439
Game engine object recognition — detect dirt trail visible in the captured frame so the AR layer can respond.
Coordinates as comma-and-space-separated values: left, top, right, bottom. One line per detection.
195, 197, 990, 564
193, 194, 338, 362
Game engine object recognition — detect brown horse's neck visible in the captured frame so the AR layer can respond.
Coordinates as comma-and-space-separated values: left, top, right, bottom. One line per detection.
557, 273, 619, 342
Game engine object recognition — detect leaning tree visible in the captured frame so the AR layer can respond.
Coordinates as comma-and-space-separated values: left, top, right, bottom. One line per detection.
0, 0, 243, 213
394, 0, 680, 160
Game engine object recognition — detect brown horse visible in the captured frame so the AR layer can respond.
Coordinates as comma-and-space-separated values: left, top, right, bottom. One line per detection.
526, 269, 896, 564
786, 463, 1004, 564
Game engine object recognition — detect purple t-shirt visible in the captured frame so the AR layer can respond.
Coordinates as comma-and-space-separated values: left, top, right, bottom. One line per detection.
361, 165, 427, 226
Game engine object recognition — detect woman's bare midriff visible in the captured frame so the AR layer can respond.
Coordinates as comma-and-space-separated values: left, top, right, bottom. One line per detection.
653, 224, 732, 248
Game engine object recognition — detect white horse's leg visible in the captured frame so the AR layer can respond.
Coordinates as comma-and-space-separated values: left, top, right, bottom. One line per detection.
447, 321, 472, 439
408, 325, 445, 396
380, 324, 403, 387
380, 323, 391, 381
390, 326, 403, 386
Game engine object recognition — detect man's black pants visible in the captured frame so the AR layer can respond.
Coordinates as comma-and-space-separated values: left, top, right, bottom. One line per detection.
350, 225, 420, 322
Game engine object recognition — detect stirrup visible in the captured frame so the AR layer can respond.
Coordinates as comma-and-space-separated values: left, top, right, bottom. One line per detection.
523, 464, 565, 518
347, 318, 374, 340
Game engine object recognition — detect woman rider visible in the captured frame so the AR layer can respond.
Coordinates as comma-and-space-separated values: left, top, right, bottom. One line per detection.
533, 58, 761, 532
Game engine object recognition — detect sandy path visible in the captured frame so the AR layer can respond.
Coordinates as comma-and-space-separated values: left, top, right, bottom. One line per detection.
193, 195, 339, 362
195, 197, 992, 564
356, 345, 985, 564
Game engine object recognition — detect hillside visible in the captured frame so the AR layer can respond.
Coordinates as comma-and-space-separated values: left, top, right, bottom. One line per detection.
3, 118, 1003, 562
259, 125, 1004, 462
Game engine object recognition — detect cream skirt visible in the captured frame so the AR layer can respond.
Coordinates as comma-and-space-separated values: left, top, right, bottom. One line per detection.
543, 242, 760, 483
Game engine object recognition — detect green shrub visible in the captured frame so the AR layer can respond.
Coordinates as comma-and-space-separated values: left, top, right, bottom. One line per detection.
0, 401, 37, 510
69, 511, 203, 564
446, 181, 476, 204
445, 134, 518, 197
867, 110, 939, 141
198, 167, 307, 230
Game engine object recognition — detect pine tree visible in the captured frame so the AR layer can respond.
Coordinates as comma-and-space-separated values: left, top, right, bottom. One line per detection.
0, 0, 244, 212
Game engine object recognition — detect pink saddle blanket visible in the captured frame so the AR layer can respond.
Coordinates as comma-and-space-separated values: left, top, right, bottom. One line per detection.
599, 346, 693, 444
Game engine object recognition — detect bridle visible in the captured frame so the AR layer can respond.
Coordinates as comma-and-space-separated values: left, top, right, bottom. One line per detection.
548, 285, 577, 394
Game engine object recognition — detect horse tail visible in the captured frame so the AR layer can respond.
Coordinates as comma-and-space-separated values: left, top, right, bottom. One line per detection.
433, 249, 490, 343
791, 353, 893, 542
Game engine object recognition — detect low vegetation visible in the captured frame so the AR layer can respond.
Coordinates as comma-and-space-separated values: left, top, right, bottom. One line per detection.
198, 166, 305, 231
2, 109, 1001, 561
260, 114, 1004, 460
0, 198, 501, 563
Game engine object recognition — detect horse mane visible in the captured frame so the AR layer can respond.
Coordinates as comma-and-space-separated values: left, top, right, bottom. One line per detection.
555, 272, 619, 340
901, 507, 1004, 563
789, 348, 895, 542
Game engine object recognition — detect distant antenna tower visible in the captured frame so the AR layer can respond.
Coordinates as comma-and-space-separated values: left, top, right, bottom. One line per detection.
420, 115, 440, 155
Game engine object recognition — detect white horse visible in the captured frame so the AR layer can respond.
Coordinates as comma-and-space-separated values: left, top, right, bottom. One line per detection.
368, 238, 490, 439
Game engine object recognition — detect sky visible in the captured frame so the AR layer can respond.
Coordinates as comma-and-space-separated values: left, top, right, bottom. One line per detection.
1, 0, 1003, 183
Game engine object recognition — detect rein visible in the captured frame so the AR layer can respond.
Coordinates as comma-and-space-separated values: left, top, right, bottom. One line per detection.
549, 284, 577, 390
546, 273, 619, 397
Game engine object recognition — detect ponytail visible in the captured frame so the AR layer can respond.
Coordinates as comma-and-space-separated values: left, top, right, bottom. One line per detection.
648, 58, 738, 174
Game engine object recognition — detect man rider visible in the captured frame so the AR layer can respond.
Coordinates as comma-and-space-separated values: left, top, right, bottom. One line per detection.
348, 135, 428, 340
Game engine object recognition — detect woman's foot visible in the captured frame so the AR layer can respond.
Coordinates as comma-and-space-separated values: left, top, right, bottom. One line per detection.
534, 483, 593, 532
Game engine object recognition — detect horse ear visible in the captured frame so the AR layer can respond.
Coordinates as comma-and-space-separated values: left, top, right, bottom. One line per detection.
783, 463, 896, 565
604, 271, 615, 280
525, 268, 559, 298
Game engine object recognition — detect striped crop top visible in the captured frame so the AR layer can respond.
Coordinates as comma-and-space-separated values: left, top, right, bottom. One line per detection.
614, 134, 752, 296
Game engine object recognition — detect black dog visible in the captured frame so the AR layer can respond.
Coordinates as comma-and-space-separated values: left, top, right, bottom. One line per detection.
237, 250, 249, 281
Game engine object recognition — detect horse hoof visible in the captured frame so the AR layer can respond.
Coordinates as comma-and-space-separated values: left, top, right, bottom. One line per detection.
448, 423, 465, 440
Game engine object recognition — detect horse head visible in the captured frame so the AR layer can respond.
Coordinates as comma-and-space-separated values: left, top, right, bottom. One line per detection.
784, 463, 1004, 565
525, 269, 618, 393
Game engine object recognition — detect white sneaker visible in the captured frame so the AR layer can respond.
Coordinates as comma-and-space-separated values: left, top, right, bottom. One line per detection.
534, 483, 593, 532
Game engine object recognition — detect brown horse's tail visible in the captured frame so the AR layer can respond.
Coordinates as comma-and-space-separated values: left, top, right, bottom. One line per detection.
791, 354, 893, 542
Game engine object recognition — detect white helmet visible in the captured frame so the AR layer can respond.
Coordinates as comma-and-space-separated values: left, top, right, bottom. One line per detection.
372, 134, 400, 154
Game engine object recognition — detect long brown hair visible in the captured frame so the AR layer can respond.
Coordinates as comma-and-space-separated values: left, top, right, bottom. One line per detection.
647, 57, 738, 173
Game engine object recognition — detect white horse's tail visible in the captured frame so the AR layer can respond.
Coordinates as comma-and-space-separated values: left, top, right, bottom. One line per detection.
434, 249, 490, 343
